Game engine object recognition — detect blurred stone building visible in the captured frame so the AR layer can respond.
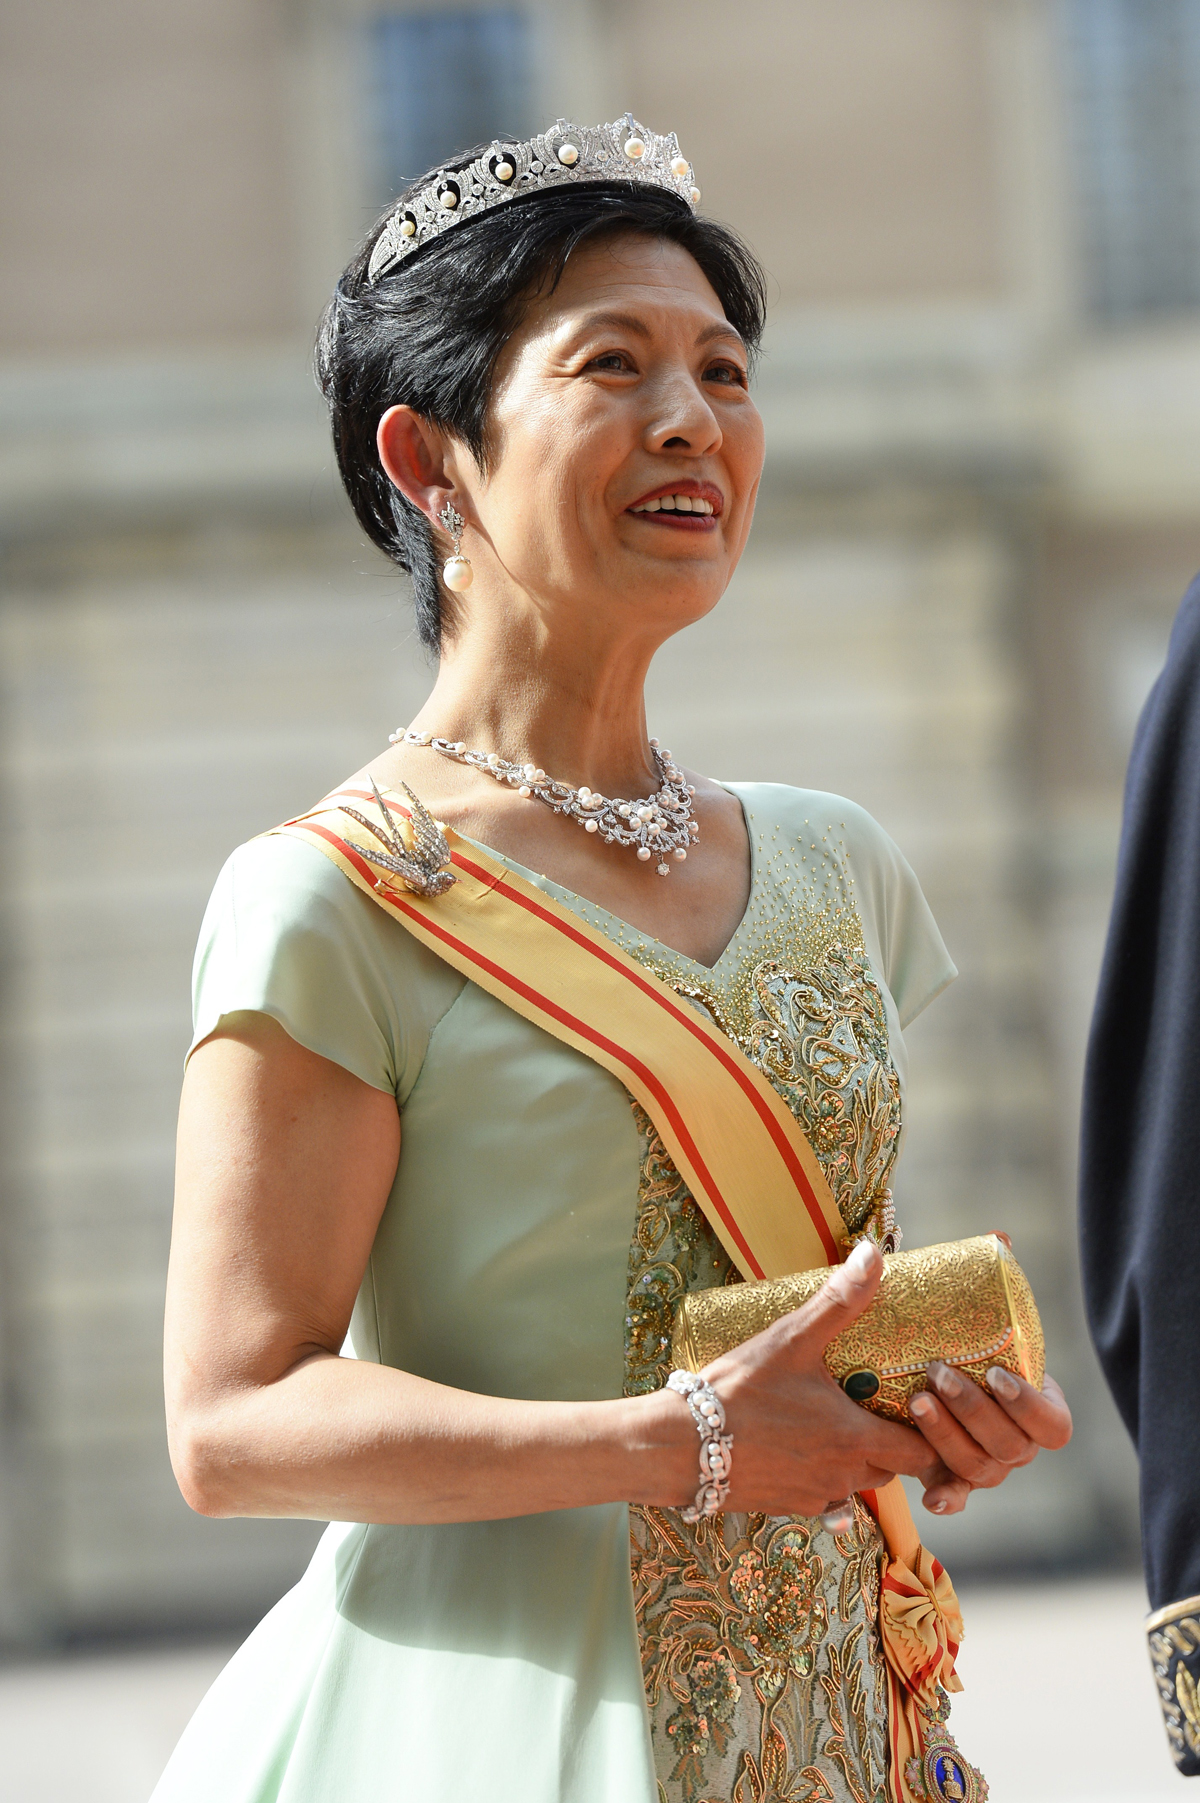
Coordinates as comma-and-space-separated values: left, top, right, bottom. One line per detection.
2, 0, 1198, 1645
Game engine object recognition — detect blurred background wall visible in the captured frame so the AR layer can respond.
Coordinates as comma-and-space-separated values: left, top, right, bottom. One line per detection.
2, 0, 1198, 1648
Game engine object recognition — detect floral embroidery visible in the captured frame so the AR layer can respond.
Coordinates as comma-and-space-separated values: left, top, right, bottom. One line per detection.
665, 1647, 743, 1776
624, 1103, 738, 1398
625, 1108, 890, 1803
617, 830, 905, 1249
727, 1529, 827, 1685
630, 1495, 888, 1803
747, 947, 902, 1245
619, 827, 903, 1803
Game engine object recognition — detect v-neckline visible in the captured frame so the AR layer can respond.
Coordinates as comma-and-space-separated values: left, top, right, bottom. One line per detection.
456, 784, 758, 976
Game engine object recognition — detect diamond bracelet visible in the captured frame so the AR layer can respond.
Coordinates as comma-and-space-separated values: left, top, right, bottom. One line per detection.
667, 1369, 733, 1522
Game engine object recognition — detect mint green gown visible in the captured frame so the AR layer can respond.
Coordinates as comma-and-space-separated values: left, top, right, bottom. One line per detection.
151, 782, 955, 1803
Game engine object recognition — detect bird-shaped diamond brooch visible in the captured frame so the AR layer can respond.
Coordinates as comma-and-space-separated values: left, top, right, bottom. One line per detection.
339, 779, 456, 897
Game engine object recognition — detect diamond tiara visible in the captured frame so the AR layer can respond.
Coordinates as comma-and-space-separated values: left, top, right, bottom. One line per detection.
367, 112, 700, 285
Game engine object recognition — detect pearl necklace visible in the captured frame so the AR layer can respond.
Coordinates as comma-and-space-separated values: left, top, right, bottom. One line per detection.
389, 728, 699, 875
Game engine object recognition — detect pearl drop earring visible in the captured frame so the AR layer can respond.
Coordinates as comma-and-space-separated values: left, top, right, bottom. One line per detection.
438, 501, 473, 592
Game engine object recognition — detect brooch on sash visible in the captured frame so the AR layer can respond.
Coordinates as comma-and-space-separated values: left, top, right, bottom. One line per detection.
339, 779, 457, 897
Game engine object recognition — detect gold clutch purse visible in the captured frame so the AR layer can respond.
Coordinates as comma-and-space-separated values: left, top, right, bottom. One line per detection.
670, 1232, 1045, 1422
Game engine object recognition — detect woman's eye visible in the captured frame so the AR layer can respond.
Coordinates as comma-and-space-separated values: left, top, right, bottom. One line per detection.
705, 361, 747, 387
587, 351, 633, 373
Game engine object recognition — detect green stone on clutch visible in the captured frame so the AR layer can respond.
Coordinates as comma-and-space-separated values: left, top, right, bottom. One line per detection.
842, 1369, 881, 1402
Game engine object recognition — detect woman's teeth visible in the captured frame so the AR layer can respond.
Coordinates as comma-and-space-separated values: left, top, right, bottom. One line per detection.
630, 494, 715, 515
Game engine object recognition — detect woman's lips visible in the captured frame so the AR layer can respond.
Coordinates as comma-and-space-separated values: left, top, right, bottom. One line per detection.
628, 509, 717, 530
626, 486, 723, 529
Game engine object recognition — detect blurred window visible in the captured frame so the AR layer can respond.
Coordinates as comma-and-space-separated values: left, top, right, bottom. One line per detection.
1060, 0, 1200, 322
368, 9, 533, 201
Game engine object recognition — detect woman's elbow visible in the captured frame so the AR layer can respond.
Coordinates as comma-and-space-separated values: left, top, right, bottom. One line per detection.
167, 1411, 251, 1518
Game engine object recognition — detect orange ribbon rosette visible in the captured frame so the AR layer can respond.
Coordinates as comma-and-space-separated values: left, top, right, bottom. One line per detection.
867, 1509, 982, 1802
880, 1545, 964, 1711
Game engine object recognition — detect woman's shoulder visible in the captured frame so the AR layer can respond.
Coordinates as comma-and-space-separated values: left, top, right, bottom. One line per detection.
720, 780, 899, 869
198, 828, 426, 984
722, 780, 956, 1028
212, 826, 381, 929
201, 823, 467, 993
191, 828, 465, 1095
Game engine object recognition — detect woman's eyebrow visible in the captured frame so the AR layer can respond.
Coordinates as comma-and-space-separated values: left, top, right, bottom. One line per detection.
566, 311, 747, 352
695, 321, 747, 352
569, 309, 653, 340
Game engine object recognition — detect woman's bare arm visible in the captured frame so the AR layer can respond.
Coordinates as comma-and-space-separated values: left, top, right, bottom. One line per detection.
166, 1013, 964, 1525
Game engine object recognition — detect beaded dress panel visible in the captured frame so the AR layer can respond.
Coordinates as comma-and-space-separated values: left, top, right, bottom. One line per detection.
600, 816, 906, 1803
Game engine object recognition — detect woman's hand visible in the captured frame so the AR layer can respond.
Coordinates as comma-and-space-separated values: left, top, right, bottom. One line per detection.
907, 1364, 1073, 1515
662, 1241, 952, 1517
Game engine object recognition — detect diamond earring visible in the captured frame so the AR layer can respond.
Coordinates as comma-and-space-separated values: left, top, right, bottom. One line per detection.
438, 501, 473, 592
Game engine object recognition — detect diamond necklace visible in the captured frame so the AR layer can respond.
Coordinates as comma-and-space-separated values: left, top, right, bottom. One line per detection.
389, 727, 699, 875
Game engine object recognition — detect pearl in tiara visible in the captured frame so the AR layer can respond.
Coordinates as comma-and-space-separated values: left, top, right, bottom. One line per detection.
367, 112, 700, 285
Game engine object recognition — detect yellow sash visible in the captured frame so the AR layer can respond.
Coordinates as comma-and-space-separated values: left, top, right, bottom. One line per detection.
277, 784, 847, 1278
271, 784, 970, 1803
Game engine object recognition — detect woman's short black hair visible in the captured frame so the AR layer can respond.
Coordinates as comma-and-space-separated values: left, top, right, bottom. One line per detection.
316, 158, 768, 652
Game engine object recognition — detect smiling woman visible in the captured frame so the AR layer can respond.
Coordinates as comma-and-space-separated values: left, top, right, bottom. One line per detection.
151, 117, 1069, 1803
317, 165, 766, 655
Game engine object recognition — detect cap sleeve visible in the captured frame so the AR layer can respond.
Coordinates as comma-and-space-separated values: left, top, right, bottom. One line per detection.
839, 803, 956, 1028
190, 833, 465, 1101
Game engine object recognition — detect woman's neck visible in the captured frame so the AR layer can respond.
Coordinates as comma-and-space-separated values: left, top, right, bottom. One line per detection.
366, 606, 752, 970
406, 621, 663, 798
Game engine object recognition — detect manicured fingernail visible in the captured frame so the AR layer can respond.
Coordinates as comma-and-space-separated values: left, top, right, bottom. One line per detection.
909, 1393, 935, 1421
931, 1499, 949, 1514
844, 1240, 878, 1285
988, 1366, 1019, 1400
930, 1362, 962, 1400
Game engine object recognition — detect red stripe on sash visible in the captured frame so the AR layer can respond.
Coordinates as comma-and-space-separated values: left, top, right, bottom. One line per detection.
330, 789, 841, 1266
300, 818, 767, 1278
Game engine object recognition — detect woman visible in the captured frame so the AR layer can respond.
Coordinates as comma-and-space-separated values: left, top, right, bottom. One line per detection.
154, 118, 1070, 1803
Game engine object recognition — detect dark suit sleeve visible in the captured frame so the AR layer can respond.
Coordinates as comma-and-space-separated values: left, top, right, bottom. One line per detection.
1079, 577, 1200, 1772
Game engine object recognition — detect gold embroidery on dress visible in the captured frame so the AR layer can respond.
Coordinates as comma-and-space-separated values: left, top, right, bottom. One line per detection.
625, 1112, 889, 1803
624, 1103, 739, 1398
618, 820, 900, 1803
618, 831, 903, 1249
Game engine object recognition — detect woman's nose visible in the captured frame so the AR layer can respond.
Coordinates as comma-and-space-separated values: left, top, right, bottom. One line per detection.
645, 373, 722, 456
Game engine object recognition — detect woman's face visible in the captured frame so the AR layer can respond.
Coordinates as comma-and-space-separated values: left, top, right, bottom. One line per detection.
449, 231, 765, 646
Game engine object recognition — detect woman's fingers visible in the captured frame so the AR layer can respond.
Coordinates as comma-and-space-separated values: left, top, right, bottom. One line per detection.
778, 1240, 884, 1357
920, 1472, 972, 1516
907, 1364, 1073, 1501
920, 1363, 1072, 1456
907, 1387, 1025, 1488
985, 1369, 1073, 1450
923, 1362, 1039, 1465
856, 1411, 959, 1486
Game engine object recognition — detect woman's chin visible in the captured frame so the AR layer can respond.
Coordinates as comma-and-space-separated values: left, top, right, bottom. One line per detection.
612, 536, 731, 592
620, 570, 726, 625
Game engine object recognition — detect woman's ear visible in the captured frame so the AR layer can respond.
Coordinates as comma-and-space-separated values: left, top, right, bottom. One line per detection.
377, 406, 454, 521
